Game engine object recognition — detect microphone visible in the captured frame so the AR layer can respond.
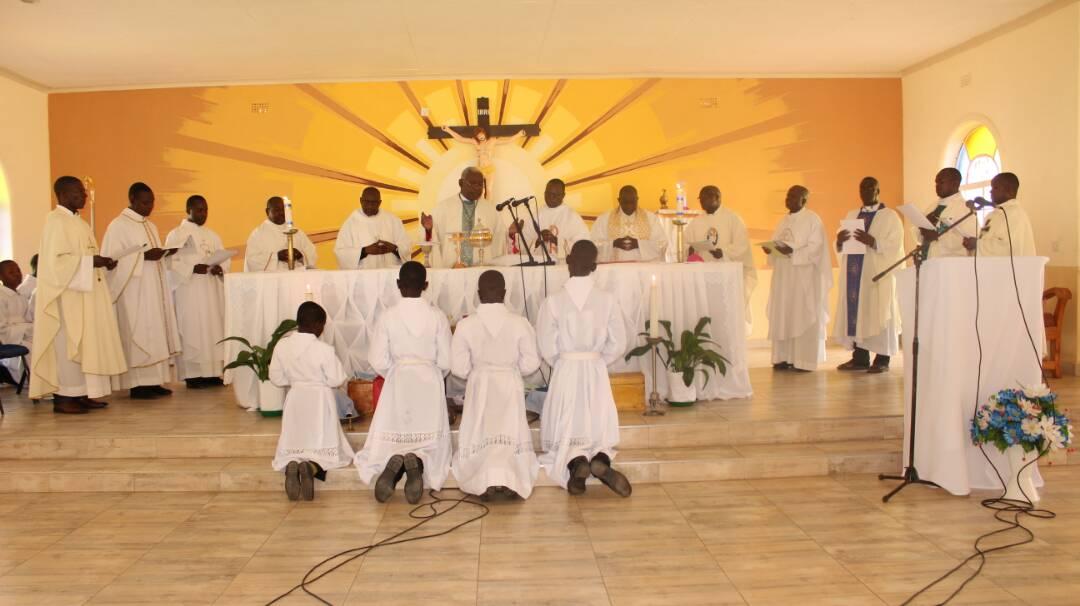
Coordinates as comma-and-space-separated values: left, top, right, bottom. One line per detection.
966, 196, 994, 210
511, 196, 535, 208
495, 197, 517, 211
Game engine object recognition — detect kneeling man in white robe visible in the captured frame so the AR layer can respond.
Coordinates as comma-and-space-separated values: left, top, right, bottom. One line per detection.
270, 302, 356, 502
451, 270, 541, 500
244, 196, 318, 272
763, 185, 832, 372
354, 261, 453, 504
537, 240, 631, 496
834, 177, 903, 373
334, 187, 412, 270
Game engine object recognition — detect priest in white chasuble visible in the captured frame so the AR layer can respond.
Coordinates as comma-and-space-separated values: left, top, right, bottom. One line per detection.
30, 177, 127, 414
764, 185, 833, 372
101, 182, 182, 399
244, 196, 318, 272
589, 185, 668, 262
165, 195, 228, 388
967, 172, 1037, 257
421, 167, 507, 268
686, 185, 757, 310
334, 187, 412, 270
914, 168, 977, 259
512, 178, 589, 263
0, 260, 32, 380
833, 177, 904, 373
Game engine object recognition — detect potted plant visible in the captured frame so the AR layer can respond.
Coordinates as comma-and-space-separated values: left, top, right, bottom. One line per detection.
221, 319, 297, 417
624, 317, 729, 406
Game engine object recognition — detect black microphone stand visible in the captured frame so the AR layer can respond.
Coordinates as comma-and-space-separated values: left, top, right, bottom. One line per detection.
504, 201, 540, 266
876, 208, 977, 502
519, 197, 555, 267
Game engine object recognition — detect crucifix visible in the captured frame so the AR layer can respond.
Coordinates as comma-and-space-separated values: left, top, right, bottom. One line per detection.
427, 96, 541, 142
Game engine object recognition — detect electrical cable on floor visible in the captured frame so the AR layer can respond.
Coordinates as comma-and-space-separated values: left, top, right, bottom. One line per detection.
901, 210, 1057, 605
266, 489, 490, 606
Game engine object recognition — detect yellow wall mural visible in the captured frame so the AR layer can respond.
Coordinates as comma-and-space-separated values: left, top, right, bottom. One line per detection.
48, 77, 901, 270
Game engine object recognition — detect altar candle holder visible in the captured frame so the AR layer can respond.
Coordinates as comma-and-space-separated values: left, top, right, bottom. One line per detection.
645, 336, 667, 416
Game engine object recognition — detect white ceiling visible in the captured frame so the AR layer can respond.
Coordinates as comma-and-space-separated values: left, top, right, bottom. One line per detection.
0, 0, 1056, 91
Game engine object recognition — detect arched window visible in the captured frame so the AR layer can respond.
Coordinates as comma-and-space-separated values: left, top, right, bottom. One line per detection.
955, 125, 1001, 202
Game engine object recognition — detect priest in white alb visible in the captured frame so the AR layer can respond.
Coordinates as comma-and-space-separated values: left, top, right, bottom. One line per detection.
833, 177, 904, 373
685, 185, 757, 322
244, 196, 318, 271
965, 172, 1036, 257
914, 168, 977, 258
420, 167, 507, 268
30, 177, 127, 414
101, 182, 182, 399
165, 194, 229, 388
0, 260, 32, 380
590, 185, 668, 262
763, 185, 833, 372
511, 178, 589, 263
334, 187, 412, 270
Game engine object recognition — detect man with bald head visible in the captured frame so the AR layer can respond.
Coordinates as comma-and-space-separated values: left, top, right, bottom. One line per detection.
965, 172, 1036, 256
422, 167, 507, 268
914, 168, 977, 258
0, 260, 32, 382
335, 187, 412, 270
589, 185, 668, 262
244, 196, 318, 271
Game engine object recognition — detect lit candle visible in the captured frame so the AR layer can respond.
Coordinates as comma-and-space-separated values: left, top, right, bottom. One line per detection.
283, 196, 294, 228
649, 274, 660, 339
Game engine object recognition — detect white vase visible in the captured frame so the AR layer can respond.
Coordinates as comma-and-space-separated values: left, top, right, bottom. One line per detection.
666, 371, 697, 406
1003, 444, 1039, 503
257, 380, 285, 416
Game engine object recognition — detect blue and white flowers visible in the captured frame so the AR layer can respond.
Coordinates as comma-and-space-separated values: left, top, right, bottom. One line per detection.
971, 383, 1072, 454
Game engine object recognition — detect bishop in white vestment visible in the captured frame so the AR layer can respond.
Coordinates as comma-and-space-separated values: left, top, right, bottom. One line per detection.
511, 179, 590, 263
165, 195, 228, 386
244, 196, 317, 272
422, 167, 507, 268
765, 186, 833, 372
685, 186, 758, 321
334, 187, 412, 270
451, 271, 542, 499
0, 261, 32, 379
971, 173, 1036, 257
590, 185, 668, 262
914, 169, 977, 259
833, 178, 904, 372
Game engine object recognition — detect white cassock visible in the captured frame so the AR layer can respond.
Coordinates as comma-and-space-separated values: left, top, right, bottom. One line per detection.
589, 208, 668, 262
914, 192, 977, 258
767, 209, 833, 371
832, 204, 904, 357
244, 220, 318, 272
0, 286, 32, 378
512, 203, 590, 263
428, 195, 508, 269
269, 332, 356, 472
165, 219, 227, 380
450, 303, 541, 498
17, 276, 35, 321
537, 276, 627, 488
685, 207, 758, 321
334, 209, 413, 270
101, 209, 181, 389
354, 297, 453, 490
978, 199, 1036, 257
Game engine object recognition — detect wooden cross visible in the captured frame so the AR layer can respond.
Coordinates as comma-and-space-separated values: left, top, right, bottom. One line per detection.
427, 97, 541, 140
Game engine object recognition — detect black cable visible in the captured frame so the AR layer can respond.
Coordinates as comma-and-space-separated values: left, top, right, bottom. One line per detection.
265, 489, 489, 606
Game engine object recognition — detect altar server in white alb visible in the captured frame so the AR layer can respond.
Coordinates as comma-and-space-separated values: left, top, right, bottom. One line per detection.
334, 187, 412, 270
17, 254, 37, 319
450, 270, 542, 500
590, 185, 668, 262
964, 172, 1037, 257
0, 260, 32, 380
914, 168, 977, 258
101, 182, 182, 399
165, 195, 228, 388
354, 262, 453, 504
833, 177, 903, 373
270, 302, 356, 501
244, 196, 317, 271
511, 178, 589, 263
686, 185, 757, 317
763, 185, 833, 372
537, 240, 631, 496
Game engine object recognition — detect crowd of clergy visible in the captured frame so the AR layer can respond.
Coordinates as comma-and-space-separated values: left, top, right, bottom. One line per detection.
0, 165, 1035, 500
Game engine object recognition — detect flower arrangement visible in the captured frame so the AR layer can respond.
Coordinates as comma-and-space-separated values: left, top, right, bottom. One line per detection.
970, 383, 1073, 455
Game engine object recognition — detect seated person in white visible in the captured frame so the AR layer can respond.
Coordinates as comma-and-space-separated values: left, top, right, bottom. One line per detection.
537, 240, 631, 497
269, 302, 356, 501
244, 196, 317, 271
354, 261, 453, 504
0, 260, 32, 380
450, 270, 542, 500
334, 186, 412, 270
589, 185, 668, 262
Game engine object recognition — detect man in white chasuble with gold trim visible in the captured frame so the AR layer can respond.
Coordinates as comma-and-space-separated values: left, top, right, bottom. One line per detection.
589, 185, 668, 262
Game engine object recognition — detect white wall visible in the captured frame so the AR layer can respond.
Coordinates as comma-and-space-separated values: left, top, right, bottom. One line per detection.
0, 71, 50, 269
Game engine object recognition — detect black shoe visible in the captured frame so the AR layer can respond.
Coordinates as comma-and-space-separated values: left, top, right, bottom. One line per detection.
374, 454, 405, 503
130, 386, 161, 400
590, 452, 632, 497
149, 385, 173, 396
185, 379, 208, 389
299, 461, 315, 501
52, 396, 88, 415
403, 453, 424, 504
567, 456, 590, 496
204, 377, 224, 387
481, 486, 499, 501
285, 461, 301, 501
773, 362, 793, 371
525, 411, 540, 425
837, 359, 871, 372
77, 396, 108, 409
867, 364, 889, 374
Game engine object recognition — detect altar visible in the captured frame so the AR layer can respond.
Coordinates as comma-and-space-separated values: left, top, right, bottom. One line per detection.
223, 262, 752, 409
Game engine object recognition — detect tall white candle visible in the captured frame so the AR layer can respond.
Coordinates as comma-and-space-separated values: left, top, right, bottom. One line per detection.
283, 196, 294, 228
649, 274, 660, 339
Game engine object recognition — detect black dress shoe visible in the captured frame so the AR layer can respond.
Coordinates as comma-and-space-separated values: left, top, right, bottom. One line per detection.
590, 452, 632, 497
867, 364, 889, 374
53, 396, 88, 415
284, 461, 301, 501
403, 453, 424, 504
149, 385, 173, 396
185, 379, 208, 389
566, 456, 590, 495
130, 386, 161, 400
78, 396, 108, 409
374, 455, 405, 503
837, 359, 871, 372
773, 362, 793, 371
204, 377, 224, 387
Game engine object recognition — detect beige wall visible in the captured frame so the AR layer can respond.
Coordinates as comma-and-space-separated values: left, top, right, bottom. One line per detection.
0, 71, 50, 270
903, 1, 1080, 371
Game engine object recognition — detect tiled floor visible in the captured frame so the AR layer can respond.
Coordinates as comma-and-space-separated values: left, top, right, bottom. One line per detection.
0, 468, 1078, 605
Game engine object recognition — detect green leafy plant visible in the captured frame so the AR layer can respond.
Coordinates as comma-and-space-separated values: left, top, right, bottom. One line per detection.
624, 317, 729, 388
220, 319, 298, 381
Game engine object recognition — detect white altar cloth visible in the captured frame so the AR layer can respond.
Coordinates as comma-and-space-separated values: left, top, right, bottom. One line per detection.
898, 256, 1046, 496
223, 262, 752, 409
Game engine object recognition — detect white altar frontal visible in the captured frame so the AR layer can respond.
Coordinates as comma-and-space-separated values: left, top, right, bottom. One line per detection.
223, 262, 753, 409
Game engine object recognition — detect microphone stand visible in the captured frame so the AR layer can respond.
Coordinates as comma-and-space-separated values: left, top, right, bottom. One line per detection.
519, 198, 556, 267
504, 201, 539, 266
875, 208, 976, 502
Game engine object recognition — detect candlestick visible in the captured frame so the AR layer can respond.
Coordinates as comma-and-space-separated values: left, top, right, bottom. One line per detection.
649, 274, 660, 339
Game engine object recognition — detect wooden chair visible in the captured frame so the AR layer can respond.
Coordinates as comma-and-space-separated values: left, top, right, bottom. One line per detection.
1043, 288, 1072, 378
